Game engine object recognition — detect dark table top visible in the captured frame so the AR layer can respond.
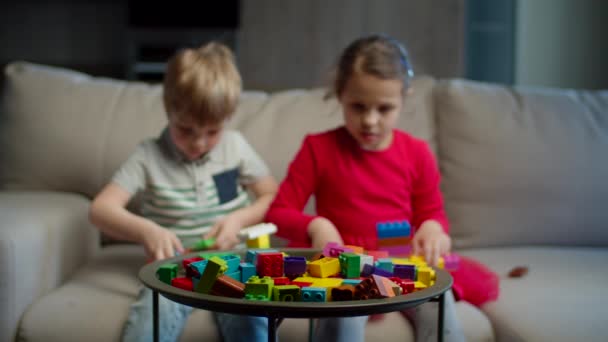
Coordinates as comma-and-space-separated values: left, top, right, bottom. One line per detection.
139, 248, 453, 318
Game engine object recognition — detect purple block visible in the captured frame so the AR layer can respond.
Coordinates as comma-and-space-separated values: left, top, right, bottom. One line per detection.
378, 245, 411, 256
361, 264, 375, 277
372, 266, 394, 278
394, 264, 416, 280
284, 256, 307, 277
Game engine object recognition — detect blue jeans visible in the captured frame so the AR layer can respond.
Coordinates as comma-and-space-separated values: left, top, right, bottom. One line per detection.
122, 287, 193, 342
216, 313, 368, 342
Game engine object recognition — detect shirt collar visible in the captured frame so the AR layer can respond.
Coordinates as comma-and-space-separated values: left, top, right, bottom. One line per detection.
158, 127, 212, 164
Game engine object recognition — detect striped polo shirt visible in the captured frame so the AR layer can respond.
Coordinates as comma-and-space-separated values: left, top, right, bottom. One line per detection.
112, 128, 269, 242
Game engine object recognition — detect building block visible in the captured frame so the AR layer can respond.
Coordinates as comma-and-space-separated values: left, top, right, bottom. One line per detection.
188, 238, 216, 251
372, 274, 396, 298
341, 278, 362, 286
376, 258, 394, 272
359, 254, 374, 272
246, 234, 270, 249
157, 263, 178, 285
339, 253, 361, 279
366, 250, 389, 261
378, 245, 412, 256
331, 285, 356, 301
308, 257, 341, 278
322, 242, 353, 258
225, 270, 241, 281
301, 287, 327, 302
377, 236, 411, 247
360, 264, 375, 277
182, 257, 204, 277
239, 262, 256, 283
417, 266, 436, 286
171, 277, 193, 291
343, 245, 365, 254
443, 254, 460, 270
291, 281, 314, 288
219, 254, 241, 273
272, 276, 290, 285
371, 266, 394, 278
245, 276, 274, 300
376, 221, 411, 238
414, 281, 427, 291
284, 256, 307, 278
239, 223, 277, 239
393, 264, 416, 280
195, 257, 227, 294
354, 277, 381, 300
389, 277, 413, 294
210, 275, 246, 298
199, 251, 236, 260
273, 285, 301, 301
188, 259, 209, 278
246, 249, 279, 264
256, 252, 284, 277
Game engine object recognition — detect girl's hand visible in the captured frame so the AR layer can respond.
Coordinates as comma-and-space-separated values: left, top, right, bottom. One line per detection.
307, 217, 344, 249
205, 214, 244, 250
411, 220, 451, 267
142, 223, 184, 261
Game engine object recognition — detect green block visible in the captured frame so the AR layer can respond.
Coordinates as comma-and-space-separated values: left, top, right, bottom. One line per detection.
157, 263, 178, 285
245, 276, 274, 299
339, 253, 361, 278
189, 238, 216, 251
273, 285, 301, 302
195, 257, 227, 294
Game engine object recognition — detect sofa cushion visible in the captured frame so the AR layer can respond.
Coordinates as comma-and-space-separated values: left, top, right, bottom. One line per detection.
459, 247, 608, 342
0, 62, 268, 199
436, 79, 608, 248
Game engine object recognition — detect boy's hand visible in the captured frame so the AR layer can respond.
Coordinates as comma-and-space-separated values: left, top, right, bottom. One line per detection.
411, 221, 451, 267
307, 217, 344, 250
142, 223, 184, 261
205, 214, 243, 250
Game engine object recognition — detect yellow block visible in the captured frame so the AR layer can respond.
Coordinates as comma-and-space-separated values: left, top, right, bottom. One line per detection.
246, 235, 270, 249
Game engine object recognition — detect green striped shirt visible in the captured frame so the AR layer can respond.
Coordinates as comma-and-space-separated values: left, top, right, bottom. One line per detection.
112, 128, 269, 241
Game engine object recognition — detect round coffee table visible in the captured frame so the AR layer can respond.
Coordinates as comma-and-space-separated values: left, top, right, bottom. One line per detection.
139, 248, 453, 342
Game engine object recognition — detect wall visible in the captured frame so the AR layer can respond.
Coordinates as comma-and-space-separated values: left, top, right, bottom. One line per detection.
0, 0, 465, 90
515, 0, 608, 89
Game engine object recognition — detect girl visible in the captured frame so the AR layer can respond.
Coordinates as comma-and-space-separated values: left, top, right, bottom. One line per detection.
265, 34, 470, 341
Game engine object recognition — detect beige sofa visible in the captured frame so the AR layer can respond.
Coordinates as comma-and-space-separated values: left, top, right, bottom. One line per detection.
1, 61, 607, 342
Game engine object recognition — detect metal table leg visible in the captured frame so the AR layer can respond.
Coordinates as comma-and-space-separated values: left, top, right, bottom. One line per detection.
153, 290, 159, 342
267, 315, 283, 342
438, 292, 445, 342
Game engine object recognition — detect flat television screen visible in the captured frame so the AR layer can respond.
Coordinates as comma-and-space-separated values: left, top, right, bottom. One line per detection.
127, 1, 240, 29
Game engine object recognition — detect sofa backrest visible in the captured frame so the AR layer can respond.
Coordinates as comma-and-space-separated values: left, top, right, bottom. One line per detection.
436, 79, 608, 248
0, 62, 437, 202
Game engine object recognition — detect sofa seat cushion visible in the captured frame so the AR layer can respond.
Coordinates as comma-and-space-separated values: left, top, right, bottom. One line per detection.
459, 246, 608, 342
18, 244, 220, 341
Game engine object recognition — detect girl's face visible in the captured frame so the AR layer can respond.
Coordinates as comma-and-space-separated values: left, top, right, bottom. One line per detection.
168, 114, 225, 161
339, 71, 404, 151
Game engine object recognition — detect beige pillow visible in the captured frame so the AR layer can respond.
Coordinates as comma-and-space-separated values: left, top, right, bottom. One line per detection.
436, 79, 608, 248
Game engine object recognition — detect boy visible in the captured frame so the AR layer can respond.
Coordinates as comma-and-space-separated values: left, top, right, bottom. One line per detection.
89, 42, 277, 341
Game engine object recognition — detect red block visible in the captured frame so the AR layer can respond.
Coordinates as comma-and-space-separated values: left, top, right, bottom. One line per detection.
171, 277, 194, 291
256, 252, 284, 277
182, 257, 204, 277
273, 276, 290, 285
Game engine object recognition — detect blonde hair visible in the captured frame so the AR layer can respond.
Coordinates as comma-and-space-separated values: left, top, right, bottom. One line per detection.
330, 34, 414, 98
163, 42, 242, 124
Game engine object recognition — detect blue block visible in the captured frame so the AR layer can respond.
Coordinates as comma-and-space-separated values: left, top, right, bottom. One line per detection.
376, 221, 411, 238
188, 260, 209, 278
394, 264, 416, 280
376, 258, 394, 272
342, 278, 362, 286
219, 254, 241, 273
240, 262, 257, 283
225, 270, 242, 281
301, 287, 327, 302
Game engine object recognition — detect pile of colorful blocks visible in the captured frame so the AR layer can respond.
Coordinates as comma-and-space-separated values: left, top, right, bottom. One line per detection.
157, 242, 459, 302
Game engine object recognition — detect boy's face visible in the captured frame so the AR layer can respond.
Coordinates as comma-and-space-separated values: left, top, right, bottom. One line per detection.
339, 71, 404, 151
168, 114, 225, 161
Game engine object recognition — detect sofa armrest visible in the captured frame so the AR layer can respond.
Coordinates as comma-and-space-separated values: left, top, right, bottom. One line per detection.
0, 191, 99, 342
